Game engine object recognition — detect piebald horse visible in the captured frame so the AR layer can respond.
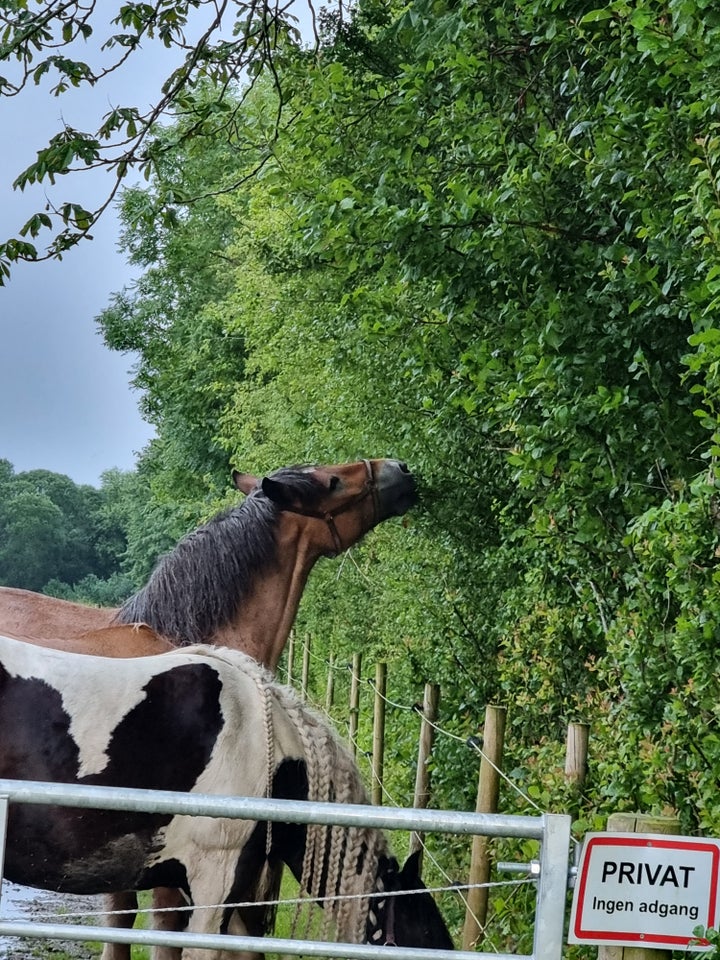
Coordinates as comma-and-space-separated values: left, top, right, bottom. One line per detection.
0, 458, 417, 958
0, 636, 454, 959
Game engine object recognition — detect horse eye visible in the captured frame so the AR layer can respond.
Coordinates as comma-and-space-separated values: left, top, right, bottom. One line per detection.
329, 476, 340, 491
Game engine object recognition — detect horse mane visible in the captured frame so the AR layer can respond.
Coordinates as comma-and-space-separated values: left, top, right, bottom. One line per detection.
268, 680, 390, 945
114, 493, 280, 645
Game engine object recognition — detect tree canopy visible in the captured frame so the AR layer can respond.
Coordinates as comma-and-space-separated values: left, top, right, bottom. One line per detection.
97, 0, 720, 830
5, 0, 720, 942
0, 460, 136, 598
0, 0, 315, 280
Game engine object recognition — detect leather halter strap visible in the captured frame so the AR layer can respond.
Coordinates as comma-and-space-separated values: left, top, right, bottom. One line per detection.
275, 459, 379, 554
370, 885, 398, 947
382, 894, 397, 947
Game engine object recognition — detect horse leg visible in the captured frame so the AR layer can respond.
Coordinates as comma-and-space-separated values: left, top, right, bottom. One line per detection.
225, 909, 266, 960
176, 904, 266, 960
149, 887, 185, 960
180, 872, 263, 960
100, 891, 136, 960
179, 902, 227, 960
100, 888, 186, 960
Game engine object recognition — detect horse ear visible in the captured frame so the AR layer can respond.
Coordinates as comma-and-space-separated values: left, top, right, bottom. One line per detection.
232, 471, 259, 495
378, 854, 400, 874
399, 849, 424, 884
377, 854, 400, 889
260, 476, 293, 506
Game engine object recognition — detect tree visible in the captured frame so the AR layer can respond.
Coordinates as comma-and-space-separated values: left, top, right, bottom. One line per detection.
86, 0, 720, 841
96, 94, 249, 492
271, 0, 720, 829
0, 489, 67, 590
0, 462, 138, 593
0, 0, 314, 281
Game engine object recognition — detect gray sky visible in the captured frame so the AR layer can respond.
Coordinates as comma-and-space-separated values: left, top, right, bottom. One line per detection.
0, 15, 187, 488
1, 6, 315, 488
0, 233, 154, 488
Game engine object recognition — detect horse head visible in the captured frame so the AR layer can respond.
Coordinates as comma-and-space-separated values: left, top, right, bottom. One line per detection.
232, 458, 417, 555
368, 850, 455, 950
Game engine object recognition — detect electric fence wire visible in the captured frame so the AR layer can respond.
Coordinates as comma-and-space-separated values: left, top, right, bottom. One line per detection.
279, 643, 570, 953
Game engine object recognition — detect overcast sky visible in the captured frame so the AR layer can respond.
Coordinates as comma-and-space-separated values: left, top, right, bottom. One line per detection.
1, 236, 154, 493
0, 36, 164, 488
0, 6, 316, 489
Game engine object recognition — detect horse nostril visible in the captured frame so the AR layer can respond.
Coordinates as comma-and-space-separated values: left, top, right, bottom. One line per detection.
398, 461, 409, 473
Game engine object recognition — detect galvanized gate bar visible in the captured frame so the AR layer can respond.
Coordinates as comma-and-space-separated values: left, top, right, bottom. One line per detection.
532, 813, 572, 960
0, 918, 512, 959
0, 796, 6, 912
0, 778, 546, 837
0, 779, 571, 960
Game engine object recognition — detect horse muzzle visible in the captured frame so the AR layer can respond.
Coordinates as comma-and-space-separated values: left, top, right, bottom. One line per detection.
376, 460, 418, 519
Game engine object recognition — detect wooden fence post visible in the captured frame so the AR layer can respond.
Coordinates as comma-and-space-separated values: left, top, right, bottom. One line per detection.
462, 704, 507, 951
301, 634, 311, 701
372, 662, 387, 806
409, 682, 440, 863
348, 653, 362, 758
565, 721, 589, 785
325, 653, 335, 713
565, 721, 590, 826
598, 813, 681, 960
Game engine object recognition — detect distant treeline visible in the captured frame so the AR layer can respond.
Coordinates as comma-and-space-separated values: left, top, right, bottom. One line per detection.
0, 459, 131, 603
0, 458, 207, 605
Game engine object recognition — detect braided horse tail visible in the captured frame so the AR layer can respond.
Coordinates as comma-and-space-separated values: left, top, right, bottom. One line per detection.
269, 680, 390, 945
201, 648, 389, 945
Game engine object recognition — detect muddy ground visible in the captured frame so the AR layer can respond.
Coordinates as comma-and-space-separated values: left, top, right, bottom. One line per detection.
0, 885, 102, 960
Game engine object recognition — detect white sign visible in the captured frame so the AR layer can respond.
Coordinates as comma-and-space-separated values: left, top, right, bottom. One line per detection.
569, 832, 720, 950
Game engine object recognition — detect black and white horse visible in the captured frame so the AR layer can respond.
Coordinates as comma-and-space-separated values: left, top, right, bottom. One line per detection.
0, 635, 454, 958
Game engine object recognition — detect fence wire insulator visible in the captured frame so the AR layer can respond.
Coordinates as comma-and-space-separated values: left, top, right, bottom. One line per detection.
496, 860, 541, 878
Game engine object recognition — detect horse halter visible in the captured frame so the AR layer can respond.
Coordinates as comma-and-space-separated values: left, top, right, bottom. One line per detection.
277, 459, 380, 554
369, 885, 397, 948
382, 895, 397, 947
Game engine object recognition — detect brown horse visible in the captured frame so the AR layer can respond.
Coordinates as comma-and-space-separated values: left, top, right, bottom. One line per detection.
0, 459, 416, 670
0, 458, 416, 960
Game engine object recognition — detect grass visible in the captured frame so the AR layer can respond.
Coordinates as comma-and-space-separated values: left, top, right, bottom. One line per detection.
84, 891, 151, 960
37, 872, 315, 959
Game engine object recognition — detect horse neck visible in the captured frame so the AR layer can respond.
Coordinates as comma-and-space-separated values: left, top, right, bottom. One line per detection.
212, 527, 319, 670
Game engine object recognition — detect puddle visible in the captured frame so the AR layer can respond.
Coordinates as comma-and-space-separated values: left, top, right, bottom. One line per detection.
0, 883, 102, 959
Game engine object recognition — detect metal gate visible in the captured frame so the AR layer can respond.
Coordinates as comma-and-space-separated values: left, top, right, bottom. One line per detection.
0, 778, 571, 959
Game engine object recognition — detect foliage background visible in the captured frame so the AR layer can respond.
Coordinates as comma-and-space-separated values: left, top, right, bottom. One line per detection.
3, 0, 720, 950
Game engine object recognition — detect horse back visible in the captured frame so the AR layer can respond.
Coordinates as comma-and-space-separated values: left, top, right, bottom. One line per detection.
0, 585, 115, 640
3, 623, 175, 657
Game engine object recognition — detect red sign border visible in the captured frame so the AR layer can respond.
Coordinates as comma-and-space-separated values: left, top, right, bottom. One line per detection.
572, 835, 720, 947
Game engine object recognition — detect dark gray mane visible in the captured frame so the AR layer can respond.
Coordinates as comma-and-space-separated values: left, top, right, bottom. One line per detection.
115, 490, 282, 645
